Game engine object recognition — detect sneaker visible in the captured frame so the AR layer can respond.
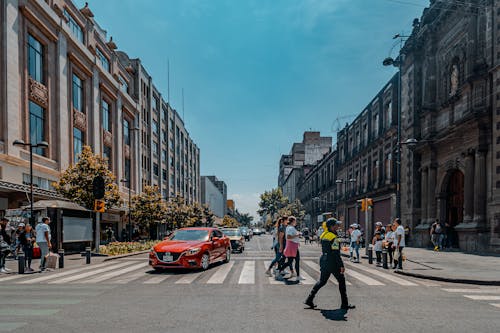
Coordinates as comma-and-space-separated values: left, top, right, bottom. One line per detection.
4, 267, 11, 272
265, 269, 272, 277
341, 304, 356, 310
290, 271, 297, 278
297, 275, 305, 281
0, 268, 7, 273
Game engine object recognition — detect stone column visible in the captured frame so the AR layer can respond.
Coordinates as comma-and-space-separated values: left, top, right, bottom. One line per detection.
428, 165, 437, 221
91, 68, 101, 154
463, 152, 475, 223
473, 150, 486, 225
421, 167, 428, 223
57, 32, 69, 171
115, 96, 123, 184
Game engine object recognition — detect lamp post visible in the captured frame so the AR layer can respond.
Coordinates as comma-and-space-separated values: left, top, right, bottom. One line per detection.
13, 139, 49, 225
335, 178, 357, 231
383, 34, 409, 219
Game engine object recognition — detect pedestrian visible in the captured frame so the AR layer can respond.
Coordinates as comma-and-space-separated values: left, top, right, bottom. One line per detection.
302, 228, 310, 244
393, 218, 405, 270
316, 225, 323, 246
265, 217, 283, 276
283, 216, 303, 282
19, 224, 35, 272
0, 218, 12, 273
430, 219, 442, 251
372, 230, 382, 267
35, 217, 52, 272
384, 223, 394, 267
276, 216, 289, 276
304, 218, 355, 311
350, 224, 362, 263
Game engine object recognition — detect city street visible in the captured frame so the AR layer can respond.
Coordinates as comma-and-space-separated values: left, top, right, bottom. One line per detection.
1, 235, 499, 333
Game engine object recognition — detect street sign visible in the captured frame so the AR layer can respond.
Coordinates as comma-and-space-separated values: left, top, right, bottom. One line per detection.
94, 199, 105, 213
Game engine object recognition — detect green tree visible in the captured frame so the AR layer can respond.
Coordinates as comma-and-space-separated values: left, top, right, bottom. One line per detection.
53, 145, 121, 210
257, 188, 289, 223
236, 211, 254, 227
131, 186, 166, 228
202, 204, 215, 227
164, 194, 192, 229
279, 199, 306, 225
186, 202, 204, 227
220, 215, 240, 228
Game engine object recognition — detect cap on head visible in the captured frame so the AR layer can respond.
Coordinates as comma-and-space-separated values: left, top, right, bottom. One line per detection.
18, 223, 25, 227
375, 221, 383, 227
326, 218, 341, 228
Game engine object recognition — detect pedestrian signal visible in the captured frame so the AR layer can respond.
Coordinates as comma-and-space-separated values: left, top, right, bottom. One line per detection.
367, 198, 373, 210
93, 176, 105, 199
94, 199, 105, 213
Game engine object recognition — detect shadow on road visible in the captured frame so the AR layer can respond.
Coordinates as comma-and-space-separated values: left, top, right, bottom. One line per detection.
319, 309, 348, 321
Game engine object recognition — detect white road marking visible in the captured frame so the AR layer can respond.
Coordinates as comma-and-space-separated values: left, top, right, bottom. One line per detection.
114, 270, 152, 284
13, 262, 111, 284
303, 260, 352, 286
412, 279, 440, 287
490, 303, 500, 309
207, 262, 234, 284
344, 262, 417, 286
142, 274, 171, 284
175, 271, 203, 284
264, 261, 282, 285
346, 268, 385, 286
442, 288, 500, 294
47, 262, 133, 284
238, 261, 255, 284
82, 263, 149, 283
464, 295, 500, 301
298, 270, 315, 285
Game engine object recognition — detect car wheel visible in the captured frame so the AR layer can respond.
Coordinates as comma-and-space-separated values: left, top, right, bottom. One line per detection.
200, 253, 210, 270
224, 248, 231, 263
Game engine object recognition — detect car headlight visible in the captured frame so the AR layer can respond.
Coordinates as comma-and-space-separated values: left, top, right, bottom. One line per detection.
185, 248, 201, 256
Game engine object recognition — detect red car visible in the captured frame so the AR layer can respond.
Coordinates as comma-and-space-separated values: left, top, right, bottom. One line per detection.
149, 227, 231, 270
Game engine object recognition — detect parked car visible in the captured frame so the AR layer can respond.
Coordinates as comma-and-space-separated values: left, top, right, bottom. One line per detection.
221, 228, 245, 253
149, 227, 231, 271
239, 227, 251, 241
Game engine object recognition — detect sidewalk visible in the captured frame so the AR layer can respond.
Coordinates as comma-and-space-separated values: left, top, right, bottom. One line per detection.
1, 253, 108, 274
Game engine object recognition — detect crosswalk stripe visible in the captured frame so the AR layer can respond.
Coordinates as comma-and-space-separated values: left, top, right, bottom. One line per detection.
490, 303, 500, 308
143, 274, 171, 284
303, 260, 352, 286
344, 262, 417, 286
263, 261, 282, 285
443, 288, 500, 294
82, 263, 149, 283
113, 270, 151, 284
238, 261, 255, 284
464, 295, 500, 301
346, 268, 385, 286
207, 262, 234, 284
0, 322, 27, 331
413, 279, 440, 287
47, 262, 133, 284
175, 271, 203, 284
16, 262, 112, 284
299, 270, 315, 285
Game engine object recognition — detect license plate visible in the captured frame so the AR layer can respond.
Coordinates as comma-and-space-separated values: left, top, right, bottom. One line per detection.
163, 255, 173, 262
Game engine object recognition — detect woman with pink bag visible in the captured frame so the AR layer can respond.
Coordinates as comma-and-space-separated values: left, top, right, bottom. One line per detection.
283, 216, 304, 282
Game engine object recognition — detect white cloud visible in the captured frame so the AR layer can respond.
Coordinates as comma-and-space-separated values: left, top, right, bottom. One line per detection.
230, 192, 261, 220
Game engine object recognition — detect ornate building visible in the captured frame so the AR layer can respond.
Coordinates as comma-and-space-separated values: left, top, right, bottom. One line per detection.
400, 0, 499, 252
0, 1, 200, 225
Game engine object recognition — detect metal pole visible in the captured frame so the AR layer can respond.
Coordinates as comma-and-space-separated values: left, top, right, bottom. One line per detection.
30, 145, 34, 225
396, 55, 402, 218
58, 248, 64, 269
95, 212, 100, 253
128, 184, 132, 242
17, 249, 25, 274
85, 246, 91, 264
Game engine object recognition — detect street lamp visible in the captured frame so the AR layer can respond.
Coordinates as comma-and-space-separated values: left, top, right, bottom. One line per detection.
335, 178, 357, 231
383, 34, 409, 218
13, 139, 49, 225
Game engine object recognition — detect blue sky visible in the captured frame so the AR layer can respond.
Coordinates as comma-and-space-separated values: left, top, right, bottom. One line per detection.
76, 0, 428, 218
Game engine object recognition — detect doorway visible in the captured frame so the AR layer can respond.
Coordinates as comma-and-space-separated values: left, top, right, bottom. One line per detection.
445, 169, 464, 247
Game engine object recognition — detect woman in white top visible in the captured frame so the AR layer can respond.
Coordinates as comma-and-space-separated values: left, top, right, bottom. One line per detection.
283, 216, 303, 282
384, 224, 395, 268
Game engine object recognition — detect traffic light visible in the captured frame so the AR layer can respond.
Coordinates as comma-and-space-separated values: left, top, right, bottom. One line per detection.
367, 198, 373, 210
93, 176, 105, 199
360, 199, 367, 212
94, 199, 105, 213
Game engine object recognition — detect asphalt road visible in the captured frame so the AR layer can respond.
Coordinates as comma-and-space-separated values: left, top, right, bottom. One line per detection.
1, 234, 499, 333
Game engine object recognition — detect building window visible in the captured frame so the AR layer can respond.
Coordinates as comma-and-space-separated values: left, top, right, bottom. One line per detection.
123, 118, 130, 145
63, 9, 84, 43
29, 101, 45, 155
23, 173, 53, 190
162, 169, 167, 181
152, 120, 158, 134
96, 48, 110, 72
27, 34, 44, 83
124, 158, 131, 183
72, 73, 83, 113
162, 130, 167, 142
162, 150, 167, 162
103, 146, 112, 169
102, 100, 111, 132
118, 75, 128, 94
73, 128, 83, 163
385, 102, 392, 128
385, 153, 392, 181
153, 163, 159, 176
153, 142, 159, 155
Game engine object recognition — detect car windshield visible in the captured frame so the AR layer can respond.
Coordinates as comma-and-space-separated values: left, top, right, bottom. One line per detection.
170, 230, 209, 241
222, 230, 241, 237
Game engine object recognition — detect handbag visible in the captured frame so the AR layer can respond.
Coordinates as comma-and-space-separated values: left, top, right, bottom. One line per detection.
283, 241, 299, 257
45, 252, 59, 269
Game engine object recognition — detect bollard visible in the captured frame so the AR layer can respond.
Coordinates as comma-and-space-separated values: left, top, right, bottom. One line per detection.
17, 249, 25, 274
58, 249, 65, 269
382, 248, 388, 269
85, 247, 91, 264
368, 244, 373, 264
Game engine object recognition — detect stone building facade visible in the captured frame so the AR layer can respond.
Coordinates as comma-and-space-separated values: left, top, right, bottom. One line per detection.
0, 0, 200, 220
400, 0, 499, 252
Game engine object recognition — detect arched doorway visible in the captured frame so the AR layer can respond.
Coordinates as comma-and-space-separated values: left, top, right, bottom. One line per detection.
444, 169, 464, 247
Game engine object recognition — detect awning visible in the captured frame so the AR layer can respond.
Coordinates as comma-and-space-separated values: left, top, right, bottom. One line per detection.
22, 200, 89, 212
0, 180, 64, 199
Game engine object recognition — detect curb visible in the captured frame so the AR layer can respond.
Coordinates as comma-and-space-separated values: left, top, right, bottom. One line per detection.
103, 250, 150, 262
394, 270, 500, 286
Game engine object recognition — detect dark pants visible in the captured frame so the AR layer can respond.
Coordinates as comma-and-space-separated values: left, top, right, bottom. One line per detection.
394, 246, 404, 269
375, 251, 382, 264
310, 266, 348, 307
0, 251, 6, 269
23, 246, 33, 268
268, 245, 282, 270
284, 249, 300, 276
387, 245, 394, 266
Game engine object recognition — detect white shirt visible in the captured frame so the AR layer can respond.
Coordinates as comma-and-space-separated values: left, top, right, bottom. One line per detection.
395, 225, 405, 247
385, 231, 395, 243
36, 223, 51, 243
317, 227, 323, 237
286, 225, 300, 244
351, 229, 361, 242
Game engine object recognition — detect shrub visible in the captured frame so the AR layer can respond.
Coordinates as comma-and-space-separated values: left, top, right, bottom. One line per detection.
99, 241, 159, 256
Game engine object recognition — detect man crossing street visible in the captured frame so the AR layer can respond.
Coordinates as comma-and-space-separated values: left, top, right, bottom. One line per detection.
304, 218, 355, 311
